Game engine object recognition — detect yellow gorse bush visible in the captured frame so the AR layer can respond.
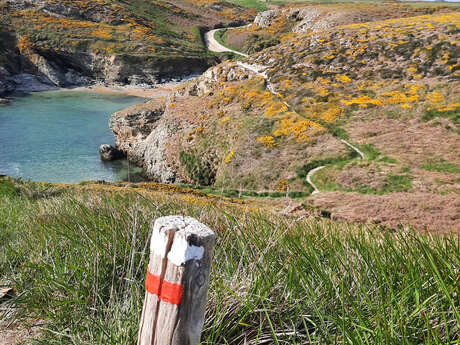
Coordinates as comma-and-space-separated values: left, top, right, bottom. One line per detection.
224, 151, 235, 164
256, 136, 276, 148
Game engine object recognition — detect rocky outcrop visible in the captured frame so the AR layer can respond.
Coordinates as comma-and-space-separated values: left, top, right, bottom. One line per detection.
142, 119, 179, 183
0, 78, 15, 96
0, 47, 212, 94
99, 144, 124, 161
254, 10, 280, 28
253, 8, 332, 32
180, 61, 251, 97
109, 97, 179, 182
253, 7, 403, 34
110, 98, 166, 162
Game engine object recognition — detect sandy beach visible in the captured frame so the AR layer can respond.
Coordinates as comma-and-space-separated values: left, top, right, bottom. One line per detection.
68, 84, 174, 98
68, 75, 199, 98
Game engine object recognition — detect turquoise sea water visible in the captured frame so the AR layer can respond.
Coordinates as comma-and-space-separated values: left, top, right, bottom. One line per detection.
0, 90, 144, 183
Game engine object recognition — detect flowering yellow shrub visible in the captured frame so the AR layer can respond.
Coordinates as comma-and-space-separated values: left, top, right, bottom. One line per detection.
437, 103, 460, 112
256, 136, 276, 148
275, 179, 289, 193
265, 102, 288, 117
336, 74, 352, 84
220, 116, 231, 124
342, 95, 383, 108
400, 104, 412, 110
316, 106, 343, 123
426, 91, 445, 104
273, 113, 326, 142
224, 151, 235, 163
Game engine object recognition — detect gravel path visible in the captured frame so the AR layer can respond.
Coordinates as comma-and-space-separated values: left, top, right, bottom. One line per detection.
204, 28, 249, 57
340, 139, 365, 159
306, 166, 326, 194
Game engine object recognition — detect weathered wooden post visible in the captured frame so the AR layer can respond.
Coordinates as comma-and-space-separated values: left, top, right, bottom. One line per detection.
138, 216, 215, 345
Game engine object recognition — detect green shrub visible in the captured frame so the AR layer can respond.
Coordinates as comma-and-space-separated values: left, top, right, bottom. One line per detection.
420, 159, 460, 174
241, 190, 259, 197
359, 143, 381, 160
179, 151, 216, 186
382, 174, 412, 193
0, 179, 17, 197
288, 191, 310, 198
423, 106, 460, 125
243, 34, 280, 54
379, 156, 397, 164
190, 26, 205, 49
223, 189, 239, 198
296, 151, 358, 180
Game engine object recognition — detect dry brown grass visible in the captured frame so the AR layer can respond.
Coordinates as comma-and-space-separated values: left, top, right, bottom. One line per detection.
308, 191, 460, 234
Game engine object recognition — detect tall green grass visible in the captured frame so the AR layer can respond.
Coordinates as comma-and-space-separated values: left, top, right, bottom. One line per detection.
0, 183, 459, 344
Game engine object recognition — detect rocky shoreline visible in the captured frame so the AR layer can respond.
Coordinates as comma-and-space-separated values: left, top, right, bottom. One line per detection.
0, 65, 207, 97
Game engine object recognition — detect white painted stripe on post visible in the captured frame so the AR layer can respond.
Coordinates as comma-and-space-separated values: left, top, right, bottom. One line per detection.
150, 216, 213, 264
150, 227, 169, 257
168, 235, 204, 266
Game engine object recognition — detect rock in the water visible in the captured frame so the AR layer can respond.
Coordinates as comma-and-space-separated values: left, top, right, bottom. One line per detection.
99, 144, 124, 161
0, 98, 9, 105
0, 77, 15, 96
109, 98, 166, 165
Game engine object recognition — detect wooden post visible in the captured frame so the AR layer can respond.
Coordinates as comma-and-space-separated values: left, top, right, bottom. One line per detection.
138, 216, 215, 345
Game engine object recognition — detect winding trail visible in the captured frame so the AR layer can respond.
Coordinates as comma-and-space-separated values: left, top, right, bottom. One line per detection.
341, 139, 365, 159
204, 28, 249, 57
204, 28, 366, 194
306, 166, 325, 195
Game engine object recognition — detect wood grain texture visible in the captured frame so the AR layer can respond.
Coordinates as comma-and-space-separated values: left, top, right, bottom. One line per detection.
138, 227, 176, 345
138, 216, 215, 345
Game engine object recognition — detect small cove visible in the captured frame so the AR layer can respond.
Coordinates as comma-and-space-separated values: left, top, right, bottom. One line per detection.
0, 90, 144, 183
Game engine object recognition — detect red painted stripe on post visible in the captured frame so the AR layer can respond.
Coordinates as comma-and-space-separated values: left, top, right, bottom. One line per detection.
160, 280, 184, 305
145, 269, 184, 305
145, 269, 161, 296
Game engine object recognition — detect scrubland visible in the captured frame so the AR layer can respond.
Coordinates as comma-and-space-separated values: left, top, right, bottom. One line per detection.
159, 7, 459, 232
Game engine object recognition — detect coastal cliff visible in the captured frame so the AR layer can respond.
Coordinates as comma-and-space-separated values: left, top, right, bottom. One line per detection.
109, 97, 179, 183
0, 0, 254, 95
109, 61, 348, 189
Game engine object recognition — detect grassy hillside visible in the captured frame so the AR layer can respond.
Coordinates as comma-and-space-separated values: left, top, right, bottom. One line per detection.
0, 177, 459, 344
133, 8, 459, 232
